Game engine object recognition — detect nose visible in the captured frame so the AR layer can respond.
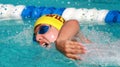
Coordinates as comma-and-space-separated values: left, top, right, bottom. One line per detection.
36, 35, 43, 42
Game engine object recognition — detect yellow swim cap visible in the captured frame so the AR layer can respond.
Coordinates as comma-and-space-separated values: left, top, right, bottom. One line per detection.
34, 14, 65, 30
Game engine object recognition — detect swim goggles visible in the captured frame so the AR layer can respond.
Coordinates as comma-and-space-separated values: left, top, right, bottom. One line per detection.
38, 25, 50, 34
33, 25, 50, 41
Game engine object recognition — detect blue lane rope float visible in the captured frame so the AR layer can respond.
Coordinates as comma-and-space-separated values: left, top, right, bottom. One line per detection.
0, 4, 120, 24
21, 6, 65, 20
21, 6, 36, 19
105, 10, 120, 24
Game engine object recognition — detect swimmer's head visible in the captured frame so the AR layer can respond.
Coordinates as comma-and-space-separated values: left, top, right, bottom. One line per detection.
33, 14, 65, 47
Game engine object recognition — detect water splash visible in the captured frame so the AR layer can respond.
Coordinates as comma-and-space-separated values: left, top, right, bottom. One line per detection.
74, 24, 120, 67
0, 19, 120, 67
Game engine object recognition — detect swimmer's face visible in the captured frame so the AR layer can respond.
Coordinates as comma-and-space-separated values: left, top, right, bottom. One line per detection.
34, 24, 59, 47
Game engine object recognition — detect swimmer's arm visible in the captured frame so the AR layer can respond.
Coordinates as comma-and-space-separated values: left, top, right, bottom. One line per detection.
56, 19, 91, 43
57, 19, 80, 41
55, 20, 87, 60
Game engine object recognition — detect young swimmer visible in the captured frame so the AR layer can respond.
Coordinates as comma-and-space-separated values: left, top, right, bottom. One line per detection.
33, 14, 90, 60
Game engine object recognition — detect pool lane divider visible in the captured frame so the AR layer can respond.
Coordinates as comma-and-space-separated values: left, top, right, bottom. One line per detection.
0, 4, 120, 24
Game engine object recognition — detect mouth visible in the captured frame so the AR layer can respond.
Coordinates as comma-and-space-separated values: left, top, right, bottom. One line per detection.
40, 42, 50, 48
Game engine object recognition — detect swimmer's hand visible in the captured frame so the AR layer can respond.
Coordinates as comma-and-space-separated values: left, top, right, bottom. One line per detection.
55, 40, 87, 60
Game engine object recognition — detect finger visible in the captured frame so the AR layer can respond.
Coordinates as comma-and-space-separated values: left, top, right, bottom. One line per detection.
70, 45, 86, 50
65, 53, 82, 60
69, 42, 86, 50
67, 48, 86, 54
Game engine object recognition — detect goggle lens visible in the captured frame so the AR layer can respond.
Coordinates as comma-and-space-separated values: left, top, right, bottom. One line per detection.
38, 25, 49, 34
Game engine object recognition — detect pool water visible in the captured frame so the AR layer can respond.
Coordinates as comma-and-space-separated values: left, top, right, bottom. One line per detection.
0, 0, 120, 67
